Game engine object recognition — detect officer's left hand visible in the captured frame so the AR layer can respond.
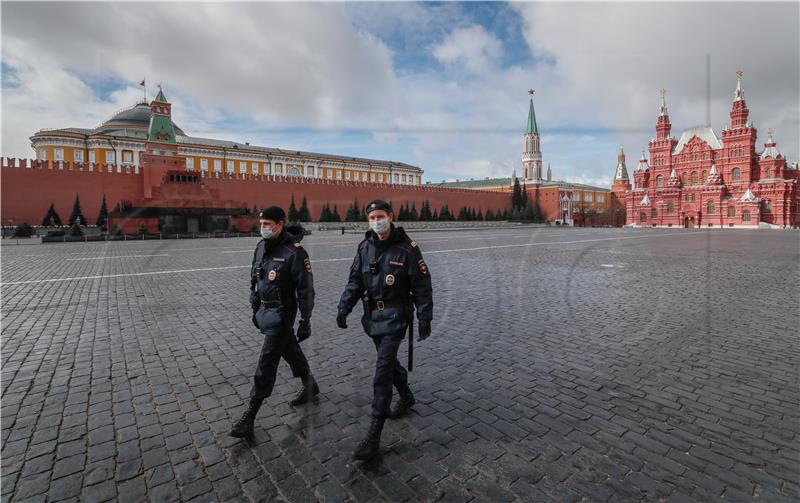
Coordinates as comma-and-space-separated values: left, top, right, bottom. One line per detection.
252, 313, 259, 329
297, 319, 311, 342
418, 320, 431, 341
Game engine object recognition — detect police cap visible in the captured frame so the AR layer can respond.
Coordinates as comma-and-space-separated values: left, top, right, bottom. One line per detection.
365, 200, 393, 216
258, 205, 286, 222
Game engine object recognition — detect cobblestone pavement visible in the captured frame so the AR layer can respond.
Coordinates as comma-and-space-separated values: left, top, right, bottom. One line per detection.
2, 227, 798, 502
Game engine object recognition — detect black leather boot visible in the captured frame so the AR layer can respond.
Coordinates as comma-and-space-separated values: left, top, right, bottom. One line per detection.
389, 386, 416, 419
352, 417, 385, 461
229, 399, 261, 438
289, 375, 320, 406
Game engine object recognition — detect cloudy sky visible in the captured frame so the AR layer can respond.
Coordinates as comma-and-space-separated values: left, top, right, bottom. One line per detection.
2, 2, 798, 187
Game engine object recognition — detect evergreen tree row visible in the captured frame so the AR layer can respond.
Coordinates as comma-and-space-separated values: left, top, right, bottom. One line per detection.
40, 194, 109, 228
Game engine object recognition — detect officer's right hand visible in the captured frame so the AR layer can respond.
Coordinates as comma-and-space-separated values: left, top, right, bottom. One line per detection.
252, 313, 259, 329
336, 311, 348, 329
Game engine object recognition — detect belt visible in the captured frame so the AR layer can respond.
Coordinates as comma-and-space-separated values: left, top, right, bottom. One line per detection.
370, 300, 406, 311
260, 299, 282, 308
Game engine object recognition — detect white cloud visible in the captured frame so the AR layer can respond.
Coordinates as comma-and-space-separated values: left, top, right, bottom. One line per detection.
432, 25, 504, 74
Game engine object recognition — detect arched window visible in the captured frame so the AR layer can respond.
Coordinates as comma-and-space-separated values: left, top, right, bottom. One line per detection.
764, 167, 771, 178
707, 201, 715, 214
651, 208, 657, 218
288, 167, 301, 176
763, 200, 772, 214
742, 210, 751, 222
727, 207, 735, 217
701, 170, 707, 180
681, 173, 687, 185
667, 202, 674, 215
731, 167, 741, 181
691, 171, 698, 184
656, 175, 664, 187
640, 212, 647, 223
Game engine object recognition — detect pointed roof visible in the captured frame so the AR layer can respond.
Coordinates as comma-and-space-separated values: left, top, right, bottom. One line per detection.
707, 164, 722, 185
740, 188, 758, 202
734, 70, 745, 101
760, 128, 782, 160
154, 86, 168, 103
635, 150, 650, 172
614, 159, 629, 181
526, 95, 538, 135
659, 88, 668, 116
667, 168, 681, 187
639, 194, 652, 205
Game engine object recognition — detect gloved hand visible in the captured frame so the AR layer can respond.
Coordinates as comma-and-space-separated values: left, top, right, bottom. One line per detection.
336, 311, 348, 329
252, 313, 259, 329
418, 320, 431, 341
249, 291, 260, 312
297, 319, 311, 342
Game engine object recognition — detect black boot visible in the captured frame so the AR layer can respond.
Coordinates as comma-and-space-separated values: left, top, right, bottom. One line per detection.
353, 417, 385, 461
389, 386, 416, 419
289, 375, 320, 406
229, 399, 261, 438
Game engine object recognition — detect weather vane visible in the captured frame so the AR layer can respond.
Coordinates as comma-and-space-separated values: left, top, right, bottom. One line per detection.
736, 69, 743, 80
767, 127, 773, 135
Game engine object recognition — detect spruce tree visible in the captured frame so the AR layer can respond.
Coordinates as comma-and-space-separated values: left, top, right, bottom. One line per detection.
512, 178, 522, 210
477, 209, 484, 221
409, 202, 418, 221
288, 194, 299, 222
331, 204, 341, 222
432, 209, 438, 221
299, 196, 311, 222
68, 194, 86, 226
95, 194, 109, 229
319, 203, 331, 222
41, 203, 62, 227
521, 182, 528, 209
485, 208, 494, 221
345, 202, 357, 222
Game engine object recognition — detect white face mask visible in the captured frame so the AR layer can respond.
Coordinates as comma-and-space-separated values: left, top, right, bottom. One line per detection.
260, 227, 274, 240
369, 218, 390, 235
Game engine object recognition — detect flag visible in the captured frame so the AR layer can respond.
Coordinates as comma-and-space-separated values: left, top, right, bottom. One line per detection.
139, 79, 145, 87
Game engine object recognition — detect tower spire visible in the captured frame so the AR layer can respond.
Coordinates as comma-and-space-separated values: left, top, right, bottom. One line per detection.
734, 69, 744, 101
526, 89, 538, 134
659, 88, 668, 116
522, 89, 542, 182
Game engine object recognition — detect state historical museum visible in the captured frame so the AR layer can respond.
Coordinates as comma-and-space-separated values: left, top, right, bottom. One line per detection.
613, 72, 799, 228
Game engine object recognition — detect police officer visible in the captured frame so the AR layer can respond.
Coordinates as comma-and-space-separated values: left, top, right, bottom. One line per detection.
230, 206, 319, 438
337, 200, 433, 460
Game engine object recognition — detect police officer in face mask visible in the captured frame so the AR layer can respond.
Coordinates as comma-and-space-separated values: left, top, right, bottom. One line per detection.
337, 200, 433, 460
230, 206, 319, 438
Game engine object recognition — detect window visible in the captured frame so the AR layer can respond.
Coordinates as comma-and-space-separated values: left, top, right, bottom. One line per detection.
105, 151, 115, 163
74, 150, 84, 163
572, 192, 580, 202
327, 169, 333, 180
336, 170, 342, 180
123, 151, 133, 163
275, 164, 283, 175
727, 207, 735, 217
88, 151, 95, 163
684, 193, 689, 202
701, 170, 706, 180
239, 162, 246, 173
742, 210, 751, 222
345, 170, 351, 180
38, 148, 47, 160
656, 175, 664, 187
690, 194, 696, 202
186, 158, 194, 170
401, 174, 407, 184
393, 173, 399, 183
584, 193, 593, 202
307, 166, 314, 177
54, 148, 64, 161
640, 212, 647, 223
378, 174, 384, 182
764, 168, 771, 178
763, 200, 772, 214
731, 167, 741, 181
214, 159, 222, 172
362, 172, 367, 181
667, 202, 674, 215
371, 173, 376, 182
651, 208, 657, 218
226, 160, 234, 173
200, 158, 208, 171
707, 201, 715, 214
681, 173, 687, 185
289, 167, 301, 176
596, 194, 605, 203
691, 171, 698, 184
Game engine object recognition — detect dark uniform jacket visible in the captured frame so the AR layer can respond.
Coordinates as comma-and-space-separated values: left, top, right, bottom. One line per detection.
250, 226, 314, 334
338, 225, 433, 337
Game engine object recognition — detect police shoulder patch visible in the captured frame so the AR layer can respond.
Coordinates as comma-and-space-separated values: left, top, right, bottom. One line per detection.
410, 241, 417, 248
417, 258, 429, 276
304, 258, 312, 272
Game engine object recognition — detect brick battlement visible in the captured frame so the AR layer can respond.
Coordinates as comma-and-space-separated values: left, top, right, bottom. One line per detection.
2, 157, 141, 175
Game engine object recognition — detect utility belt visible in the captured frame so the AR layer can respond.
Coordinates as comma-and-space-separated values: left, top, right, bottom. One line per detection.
259, 290, 284, 309
363, 297, 409, 313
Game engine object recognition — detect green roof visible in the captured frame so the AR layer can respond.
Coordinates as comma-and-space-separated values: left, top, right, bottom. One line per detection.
526, 98, 538, 134
154, 87, 168, 103
437, 177, 610, 192
148, 114, 176, 144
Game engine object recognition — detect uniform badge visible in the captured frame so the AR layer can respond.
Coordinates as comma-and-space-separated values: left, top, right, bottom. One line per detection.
417, 259, 428, 276
389, 260, 404, 267
304, 258, 312, 273
385, 274, 395, 286
268, 270, 277, 281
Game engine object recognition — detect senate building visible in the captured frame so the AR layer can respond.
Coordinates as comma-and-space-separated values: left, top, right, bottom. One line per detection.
611, 71, 799, 228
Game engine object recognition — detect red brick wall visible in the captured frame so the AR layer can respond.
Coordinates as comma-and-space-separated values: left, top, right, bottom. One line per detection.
1, 161, 144, 226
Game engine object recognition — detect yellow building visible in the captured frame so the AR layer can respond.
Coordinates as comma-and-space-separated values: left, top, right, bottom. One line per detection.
30, 99, 423, 185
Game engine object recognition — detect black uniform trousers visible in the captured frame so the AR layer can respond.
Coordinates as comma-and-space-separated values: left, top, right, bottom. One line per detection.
371, 332, 409, 418
249, 328, 311, 401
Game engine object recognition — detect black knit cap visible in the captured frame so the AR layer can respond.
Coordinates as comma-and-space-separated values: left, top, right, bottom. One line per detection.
258, 206, 286, 222
365, 199, 393, 216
